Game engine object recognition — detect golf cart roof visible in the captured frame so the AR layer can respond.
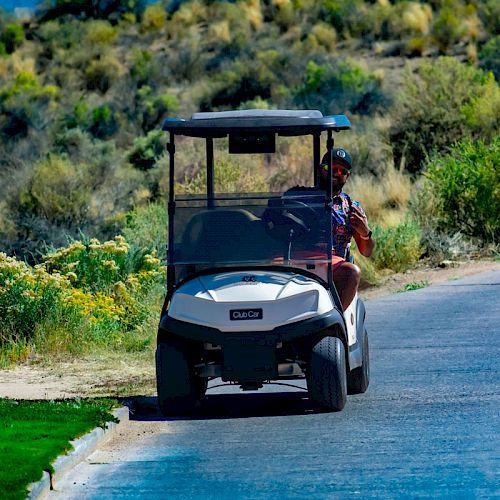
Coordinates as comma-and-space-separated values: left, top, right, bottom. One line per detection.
162, 109, 351, 138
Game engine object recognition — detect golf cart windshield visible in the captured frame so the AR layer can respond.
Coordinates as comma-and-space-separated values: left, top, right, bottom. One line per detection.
173, 190, 331, 277
163, 109, 351, 288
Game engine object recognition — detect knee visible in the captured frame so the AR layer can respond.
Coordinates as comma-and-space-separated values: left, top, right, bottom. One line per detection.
343, 262, 361, 285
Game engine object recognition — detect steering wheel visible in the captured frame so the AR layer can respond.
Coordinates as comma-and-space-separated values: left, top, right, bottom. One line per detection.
263, 199, 320, 243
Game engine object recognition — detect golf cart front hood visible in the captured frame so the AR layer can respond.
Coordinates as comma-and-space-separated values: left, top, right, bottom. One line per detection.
168, 270, 335, 332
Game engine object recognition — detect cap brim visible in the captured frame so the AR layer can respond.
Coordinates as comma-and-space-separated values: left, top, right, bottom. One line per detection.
332, 158, 351, 169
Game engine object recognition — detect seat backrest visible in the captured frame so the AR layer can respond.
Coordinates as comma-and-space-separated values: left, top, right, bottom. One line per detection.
181, 208, 275, 264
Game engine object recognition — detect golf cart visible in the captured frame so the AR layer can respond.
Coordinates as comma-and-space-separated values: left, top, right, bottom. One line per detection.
157, 109, 369, 415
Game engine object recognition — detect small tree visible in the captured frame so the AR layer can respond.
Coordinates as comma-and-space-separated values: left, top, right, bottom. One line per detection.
390, 57, 500, 173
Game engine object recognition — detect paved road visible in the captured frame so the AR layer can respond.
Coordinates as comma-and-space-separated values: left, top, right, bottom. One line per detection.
51, 271, 500, 499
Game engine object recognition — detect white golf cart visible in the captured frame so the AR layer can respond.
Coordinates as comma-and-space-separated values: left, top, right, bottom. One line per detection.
156, 109, 369, 415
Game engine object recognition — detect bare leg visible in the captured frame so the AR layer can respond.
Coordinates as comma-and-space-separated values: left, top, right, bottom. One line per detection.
332, 262, 361, 311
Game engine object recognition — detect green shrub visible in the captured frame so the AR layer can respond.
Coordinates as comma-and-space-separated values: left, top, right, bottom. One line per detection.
127, 130, 165, 170
479, 35, 500, 82
21, 155, 92, 226
431, 7, 467, 53
123, 203, 168, 260
136, 86, 179, 131
420, 137, 500, 243
0, 237, 164, 360
294, 58, 387, 115
200, 61, 273, 111
390, 57, 500, 173
0, 71, 60, 139
0, 253, 72, 344
0, 23, 24, 54
84, 56, 123, 94
320, 0, 388, 40
89, 104, 118, 138
478, 0, 500, 36
370, 219, 423, 272
83, 20, 117, 45
140, 4, 166, 32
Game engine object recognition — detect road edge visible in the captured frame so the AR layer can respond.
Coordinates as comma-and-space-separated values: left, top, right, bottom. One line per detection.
26, 405, 130, 500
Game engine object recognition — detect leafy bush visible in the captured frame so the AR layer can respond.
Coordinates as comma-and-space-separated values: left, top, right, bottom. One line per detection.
127, 130, 165, 170
21, 155, 92, 227
0, 252, 71, 344
83, 20, 117, 45
320, 0, 389, 40
294, 58, 387, 115
0, 236, 165, 362
84, 55, 123, 94
370, 219, 423, 272
200, 61, 273, 111
0, 23, 24, 54
136, 86, 179, 131
479, 35, 500, 81
420, 137, 499, 243
388, 2, 432, 39
390, 57, 500, 173
2, 143, 143, 259
141, 4, 167, 32
123, 203, 168, 259
0, 71, 60, 138
431, 6, 467, 53
89, 104, 118, 138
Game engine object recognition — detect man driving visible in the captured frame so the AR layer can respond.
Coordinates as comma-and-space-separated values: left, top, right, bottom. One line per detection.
319, 148, 375, 310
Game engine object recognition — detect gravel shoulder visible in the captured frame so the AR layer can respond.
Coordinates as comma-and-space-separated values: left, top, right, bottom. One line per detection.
1, 258, 498, 401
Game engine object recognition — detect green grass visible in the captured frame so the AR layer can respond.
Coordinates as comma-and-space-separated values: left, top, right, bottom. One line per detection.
398, 281, 430, 292
0, 398, 118, 500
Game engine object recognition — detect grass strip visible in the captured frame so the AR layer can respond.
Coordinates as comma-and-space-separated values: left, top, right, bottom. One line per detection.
0, 398, 118, 500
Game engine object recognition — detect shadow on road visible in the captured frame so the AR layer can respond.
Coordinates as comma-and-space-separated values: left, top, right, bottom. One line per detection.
125, 388, 324, 422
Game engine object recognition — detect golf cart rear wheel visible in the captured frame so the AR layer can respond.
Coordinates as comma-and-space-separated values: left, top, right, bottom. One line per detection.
156, 338, 199, 416
347, 328, 370, 395
307, 336, 347, 411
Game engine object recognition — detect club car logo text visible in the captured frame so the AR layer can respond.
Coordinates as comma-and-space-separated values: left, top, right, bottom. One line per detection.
229, 308, 263, 321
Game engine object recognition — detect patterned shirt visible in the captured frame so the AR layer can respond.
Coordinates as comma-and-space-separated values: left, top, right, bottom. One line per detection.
331, 192, 363, 258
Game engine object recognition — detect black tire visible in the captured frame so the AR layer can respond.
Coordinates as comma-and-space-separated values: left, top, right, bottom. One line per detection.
347, 329, 370, 395
307, 336, 347, 411
156, 338, 199, 416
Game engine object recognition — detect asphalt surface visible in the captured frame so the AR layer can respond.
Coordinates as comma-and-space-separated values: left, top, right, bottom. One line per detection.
50, 271, 500, 499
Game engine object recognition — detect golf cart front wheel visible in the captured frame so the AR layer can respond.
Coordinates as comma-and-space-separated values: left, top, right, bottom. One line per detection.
156, 338, 199, 416
307, 336, 347, 411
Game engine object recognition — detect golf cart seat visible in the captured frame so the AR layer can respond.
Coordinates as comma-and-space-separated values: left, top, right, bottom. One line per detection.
180, 208, 279, 264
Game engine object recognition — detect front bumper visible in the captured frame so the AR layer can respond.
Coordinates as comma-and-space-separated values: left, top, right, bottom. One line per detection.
158, 309, 346, 383
159, 308, 345, 346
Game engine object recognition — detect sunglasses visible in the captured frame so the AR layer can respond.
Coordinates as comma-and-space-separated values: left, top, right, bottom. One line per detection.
321, 164, 349, 176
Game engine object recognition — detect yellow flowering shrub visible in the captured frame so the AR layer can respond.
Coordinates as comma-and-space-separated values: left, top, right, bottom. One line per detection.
0, 253, 71, 341
1, 236, 166, 355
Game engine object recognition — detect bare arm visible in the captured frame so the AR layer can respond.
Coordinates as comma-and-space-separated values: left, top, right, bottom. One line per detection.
349, 204, 375, 257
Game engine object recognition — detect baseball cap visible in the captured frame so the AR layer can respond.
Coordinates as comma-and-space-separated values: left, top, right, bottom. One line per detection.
321, 148, 352, 169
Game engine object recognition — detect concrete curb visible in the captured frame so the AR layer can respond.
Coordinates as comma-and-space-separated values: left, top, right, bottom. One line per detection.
27, 406, 129, 499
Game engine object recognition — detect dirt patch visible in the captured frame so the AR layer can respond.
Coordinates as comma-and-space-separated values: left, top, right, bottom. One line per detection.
1, 259, 498, 401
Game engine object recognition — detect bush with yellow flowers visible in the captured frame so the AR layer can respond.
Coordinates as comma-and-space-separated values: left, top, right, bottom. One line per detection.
43, 235, 166, 329
0, 236, 166, 363
0, 253, 73, 342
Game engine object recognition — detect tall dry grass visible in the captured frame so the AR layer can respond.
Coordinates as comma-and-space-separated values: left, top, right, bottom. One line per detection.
345, 162, 412, 226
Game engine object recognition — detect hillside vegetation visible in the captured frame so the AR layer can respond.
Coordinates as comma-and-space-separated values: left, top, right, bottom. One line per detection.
0, 0, 498, 364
